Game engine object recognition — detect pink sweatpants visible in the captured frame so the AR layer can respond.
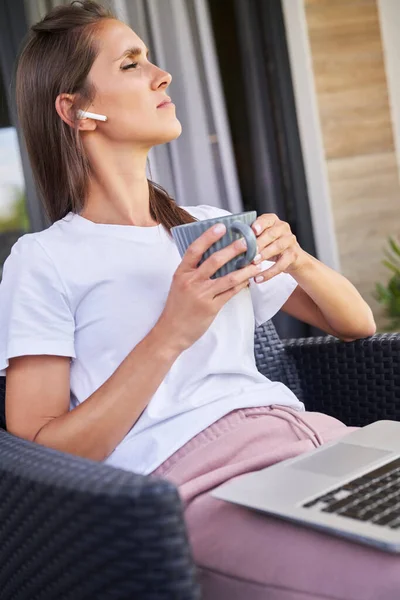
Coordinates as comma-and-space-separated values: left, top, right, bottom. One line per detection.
152, 406, 400, 600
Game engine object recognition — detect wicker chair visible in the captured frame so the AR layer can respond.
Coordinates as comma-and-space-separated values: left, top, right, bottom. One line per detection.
0, 320, 400, 600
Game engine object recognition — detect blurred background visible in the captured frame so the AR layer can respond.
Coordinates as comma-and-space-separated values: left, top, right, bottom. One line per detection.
1, 0, 399, 339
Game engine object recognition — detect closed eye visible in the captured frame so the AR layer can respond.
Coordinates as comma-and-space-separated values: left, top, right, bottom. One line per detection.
122, 63, 138, 70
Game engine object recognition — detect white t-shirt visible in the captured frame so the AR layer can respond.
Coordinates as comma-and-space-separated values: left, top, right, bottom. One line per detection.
0, 204, 304, 474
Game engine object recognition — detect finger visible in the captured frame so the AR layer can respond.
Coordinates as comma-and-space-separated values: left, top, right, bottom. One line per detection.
253, 250, 295, 283
196, 235, 250, 280
180, 223, 227, 270
213, 278, 250, 310
212, 260, 264, 295
254, 223, 288, 251
254, 233, 295, 263
251, 213, 278, 236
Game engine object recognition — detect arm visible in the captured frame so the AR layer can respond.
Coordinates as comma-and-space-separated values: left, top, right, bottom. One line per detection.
5, 222, 258, 462
4, 236, 180, 462
280, 253, 376, 342
282, 256, 376, 342
250, 214, 376, 342
6, 320, 181, 462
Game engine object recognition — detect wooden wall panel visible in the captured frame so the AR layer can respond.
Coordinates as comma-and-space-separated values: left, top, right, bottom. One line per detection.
304, 0, 400, 330
305, 0, 393, 159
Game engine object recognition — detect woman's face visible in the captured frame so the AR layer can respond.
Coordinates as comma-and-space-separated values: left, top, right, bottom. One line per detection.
85, 19, 181, 147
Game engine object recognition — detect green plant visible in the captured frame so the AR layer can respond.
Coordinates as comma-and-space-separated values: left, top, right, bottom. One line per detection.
0, 186, 29, 233
375, 236, 400, 331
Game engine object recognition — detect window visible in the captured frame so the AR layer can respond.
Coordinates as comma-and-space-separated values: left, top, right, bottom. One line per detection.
0, 67, 29, 277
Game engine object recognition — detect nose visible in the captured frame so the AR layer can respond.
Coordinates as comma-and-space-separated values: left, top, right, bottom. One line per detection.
152, 67, 172, 90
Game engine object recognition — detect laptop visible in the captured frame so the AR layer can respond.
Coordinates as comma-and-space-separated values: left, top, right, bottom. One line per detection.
211, 420, 400, 553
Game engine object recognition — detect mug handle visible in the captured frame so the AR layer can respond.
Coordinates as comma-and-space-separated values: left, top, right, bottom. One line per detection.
230, 221, 257, 269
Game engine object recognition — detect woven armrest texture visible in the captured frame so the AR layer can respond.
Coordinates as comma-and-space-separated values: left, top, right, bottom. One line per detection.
0, 430, 200, 600
282, 334, 400, 426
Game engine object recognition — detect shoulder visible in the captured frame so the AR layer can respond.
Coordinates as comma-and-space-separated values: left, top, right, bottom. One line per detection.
183, 204, 233, 220
1, 217, 74, 284
4, 231, 50, 269
4, 214, 77, 262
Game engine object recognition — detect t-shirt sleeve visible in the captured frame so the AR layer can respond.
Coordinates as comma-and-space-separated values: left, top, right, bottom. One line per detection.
0, 235, 76, 375
190, 204, 298, 327
249, 261, 298, 327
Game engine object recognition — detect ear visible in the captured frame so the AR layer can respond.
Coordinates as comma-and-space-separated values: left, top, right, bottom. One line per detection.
55, 93, 97, 131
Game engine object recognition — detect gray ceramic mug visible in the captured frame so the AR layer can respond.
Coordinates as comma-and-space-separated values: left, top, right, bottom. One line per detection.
171, 211, 258, 279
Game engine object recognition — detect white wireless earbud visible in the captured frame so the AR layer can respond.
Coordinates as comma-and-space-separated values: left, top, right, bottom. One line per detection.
77, 109, 108, 122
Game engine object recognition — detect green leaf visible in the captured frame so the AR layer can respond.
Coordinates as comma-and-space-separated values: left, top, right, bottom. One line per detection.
383, 249, 400, 267
375, 283, 392, 303
373, 237, 400, 326
383, 260, 400, 275
389, 236, 400, 258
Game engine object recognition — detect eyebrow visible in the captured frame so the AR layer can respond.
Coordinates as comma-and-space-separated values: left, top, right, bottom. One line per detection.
113, 46, 150, 62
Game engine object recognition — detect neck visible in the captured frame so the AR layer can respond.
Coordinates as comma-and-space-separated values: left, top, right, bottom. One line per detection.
80, 137, 158, 227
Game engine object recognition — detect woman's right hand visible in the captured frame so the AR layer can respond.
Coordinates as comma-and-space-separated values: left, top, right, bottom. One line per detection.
156, 223, 264, 353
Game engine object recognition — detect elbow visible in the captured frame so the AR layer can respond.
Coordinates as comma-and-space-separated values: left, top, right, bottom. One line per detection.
33, 425, 107, 462
365, 321, 377, 338
361, 309, 377, 339
340, 317, 377, 343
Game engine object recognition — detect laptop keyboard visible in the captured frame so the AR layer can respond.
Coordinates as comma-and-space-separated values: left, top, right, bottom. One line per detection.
303, 457, 400, 529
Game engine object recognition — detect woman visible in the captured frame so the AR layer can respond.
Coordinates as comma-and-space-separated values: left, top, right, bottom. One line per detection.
0, 1, 394, 598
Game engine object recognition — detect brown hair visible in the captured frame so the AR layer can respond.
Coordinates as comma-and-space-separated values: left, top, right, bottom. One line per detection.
14, 0, 197, 234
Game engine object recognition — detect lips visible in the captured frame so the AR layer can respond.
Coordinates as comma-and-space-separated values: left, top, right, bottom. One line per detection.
157, 97, 172, 108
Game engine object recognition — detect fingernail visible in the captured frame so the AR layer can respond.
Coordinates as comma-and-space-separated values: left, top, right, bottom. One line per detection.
253, 253, 262, 264
253, 224, 262, 234
213, 224, 226, 234
236, 238, 247, 249
255, 275, 264, 283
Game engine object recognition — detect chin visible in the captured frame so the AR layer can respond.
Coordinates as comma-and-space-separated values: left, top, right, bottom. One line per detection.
154, 120, 182, 145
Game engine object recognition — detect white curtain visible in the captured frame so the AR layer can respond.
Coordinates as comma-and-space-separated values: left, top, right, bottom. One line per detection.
24, 0, 70, 24
25, 0, 243, 212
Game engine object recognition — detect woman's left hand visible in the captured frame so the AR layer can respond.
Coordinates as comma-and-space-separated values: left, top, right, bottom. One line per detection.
250, 213, 309, 282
